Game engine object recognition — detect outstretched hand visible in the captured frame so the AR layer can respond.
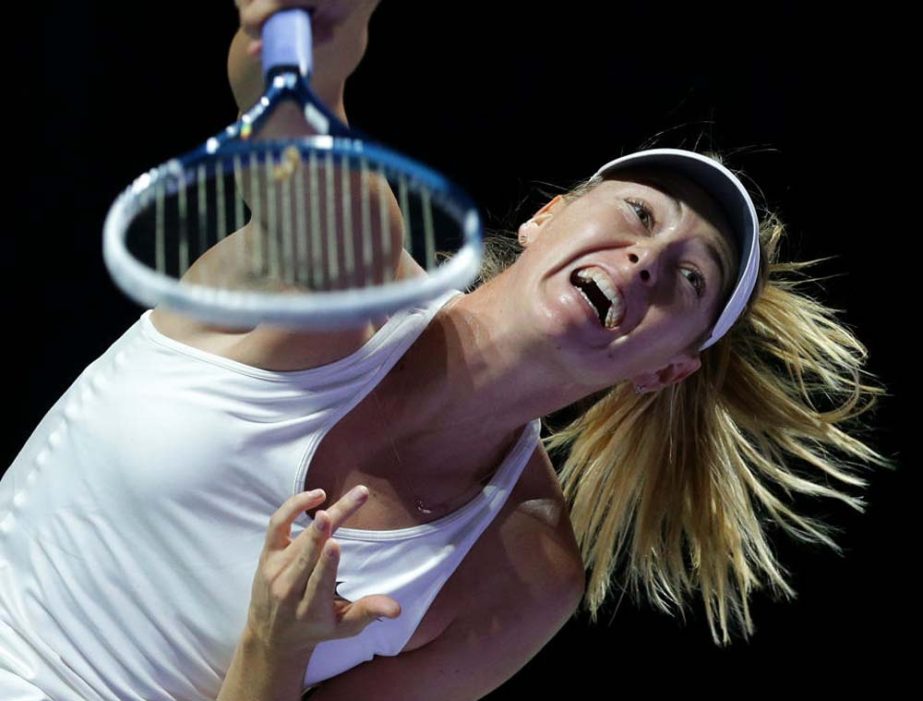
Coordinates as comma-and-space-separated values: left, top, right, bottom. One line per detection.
245, 485, 401, 660
235, 0, 382, 57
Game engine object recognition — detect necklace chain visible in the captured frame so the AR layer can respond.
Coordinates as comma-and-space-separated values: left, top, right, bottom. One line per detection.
370, 390, 445, 515
370, 391, 493, 516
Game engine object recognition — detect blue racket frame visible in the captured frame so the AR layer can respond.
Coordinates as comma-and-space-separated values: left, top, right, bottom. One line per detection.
103, 8, 482, 329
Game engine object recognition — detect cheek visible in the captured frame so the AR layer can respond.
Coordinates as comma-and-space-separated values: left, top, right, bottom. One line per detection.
624, 308, 700, 364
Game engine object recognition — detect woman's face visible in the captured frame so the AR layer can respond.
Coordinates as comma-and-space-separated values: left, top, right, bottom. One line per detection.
505, 166, 737, 392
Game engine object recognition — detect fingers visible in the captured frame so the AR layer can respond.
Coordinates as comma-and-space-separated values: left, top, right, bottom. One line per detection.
264, 488, 327, 551
289, 537, 401, 639
237, 1, 319, 41
317, 484, 369, 532
254, 485, 401, 647
238, 0, 367, 55
336, 594, 402, 638
357, 594, 401, 622
274, 485, 370, 596
298, 533, 341, 619
246, 39, 263, 57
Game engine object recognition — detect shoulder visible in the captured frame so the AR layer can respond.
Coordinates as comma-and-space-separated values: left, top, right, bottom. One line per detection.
504, 444, 585, 591
449, 443, 586, 611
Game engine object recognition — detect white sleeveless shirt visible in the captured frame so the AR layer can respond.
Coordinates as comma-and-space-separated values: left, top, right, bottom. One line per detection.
0, 288, 542, 700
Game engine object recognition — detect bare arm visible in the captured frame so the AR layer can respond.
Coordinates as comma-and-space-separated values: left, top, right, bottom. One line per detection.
226, 1, 409, 288
229, 1, 381, 124
302, 497, 586, 700
309, 597, 579, 701
304, 579, 584, 700
217, 627, 314, 701
164, 4, 418, 350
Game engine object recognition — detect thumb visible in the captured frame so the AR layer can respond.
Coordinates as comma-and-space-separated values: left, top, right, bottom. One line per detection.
368, 595, 402, 620
246, 39, 263, 57
339, 595, 401, 635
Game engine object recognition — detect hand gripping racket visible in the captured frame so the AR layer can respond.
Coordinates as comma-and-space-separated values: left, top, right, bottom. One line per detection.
103, 8, 482, 329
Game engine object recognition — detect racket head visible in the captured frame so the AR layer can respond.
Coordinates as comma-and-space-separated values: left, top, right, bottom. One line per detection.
102, 8, 483, 330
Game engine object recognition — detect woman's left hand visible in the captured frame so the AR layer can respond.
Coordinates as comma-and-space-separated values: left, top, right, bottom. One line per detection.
245, 486, 402, 660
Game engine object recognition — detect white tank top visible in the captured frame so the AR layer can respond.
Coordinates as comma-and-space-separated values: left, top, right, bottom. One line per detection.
0, 288, 542, 700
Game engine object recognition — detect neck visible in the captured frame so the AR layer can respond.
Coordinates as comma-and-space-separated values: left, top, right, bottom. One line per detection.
379, 275, 609, 463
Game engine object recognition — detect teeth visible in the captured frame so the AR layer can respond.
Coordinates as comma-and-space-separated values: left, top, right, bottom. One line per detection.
576, 266, 624, 329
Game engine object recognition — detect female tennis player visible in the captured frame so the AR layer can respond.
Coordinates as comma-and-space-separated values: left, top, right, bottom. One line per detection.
0, 1, 894, 700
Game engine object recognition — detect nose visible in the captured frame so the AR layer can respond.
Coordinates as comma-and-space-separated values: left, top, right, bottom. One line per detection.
627, 243, 661, 286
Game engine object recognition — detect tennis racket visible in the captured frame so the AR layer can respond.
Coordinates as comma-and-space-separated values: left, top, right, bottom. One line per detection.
103, 8, 482, 329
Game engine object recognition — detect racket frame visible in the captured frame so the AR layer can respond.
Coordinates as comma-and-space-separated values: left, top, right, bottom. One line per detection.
102, 10, 482, 329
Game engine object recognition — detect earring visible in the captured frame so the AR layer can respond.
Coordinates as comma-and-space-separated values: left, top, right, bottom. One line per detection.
519, 220, 537, 246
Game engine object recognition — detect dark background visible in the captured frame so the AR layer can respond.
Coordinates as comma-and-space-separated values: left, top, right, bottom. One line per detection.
7, 1, 912, 695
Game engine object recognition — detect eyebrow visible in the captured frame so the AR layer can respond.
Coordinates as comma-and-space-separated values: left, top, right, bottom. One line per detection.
635, 174, 732, 295
702, 240, 731, 299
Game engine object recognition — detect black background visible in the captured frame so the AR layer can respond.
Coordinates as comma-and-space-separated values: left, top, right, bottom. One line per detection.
6, 1, 912, 695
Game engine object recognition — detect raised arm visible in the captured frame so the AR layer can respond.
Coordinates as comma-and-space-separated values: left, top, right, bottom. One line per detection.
225, 1, 426, 290
229, 0, 380, 126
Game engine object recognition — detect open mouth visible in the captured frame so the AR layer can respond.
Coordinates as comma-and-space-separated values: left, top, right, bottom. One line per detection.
569, 266, 625, 330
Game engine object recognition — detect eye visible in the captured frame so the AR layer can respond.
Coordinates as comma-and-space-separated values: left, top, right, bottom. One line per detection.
626, 198, 655, 231
682, 267, 707, 298
627, 197, 707, 299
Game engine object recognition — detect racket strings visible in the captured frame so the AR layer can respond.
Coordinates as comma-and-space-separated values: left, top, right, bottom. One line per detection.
132, 144, 449, 299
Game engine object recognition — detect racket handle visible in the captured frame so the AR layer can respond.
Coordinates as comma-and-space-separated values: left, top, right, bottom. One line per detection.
261, 8, 314, 83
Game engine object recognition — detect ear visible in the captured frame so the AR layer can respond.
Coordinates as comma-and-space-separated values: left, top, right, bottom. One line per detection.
517, 195, 565, 247
630, 354, 702, 394
533, 194, 565, 223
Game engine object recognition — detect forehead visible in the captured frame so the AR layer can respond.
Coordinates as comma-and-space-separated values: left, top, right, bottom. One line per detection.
604, 165, 733, 238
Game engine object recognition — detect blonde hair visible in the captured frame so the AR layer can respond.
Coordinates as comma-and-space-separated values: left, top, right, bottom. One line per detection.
465, 147, 898, 646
